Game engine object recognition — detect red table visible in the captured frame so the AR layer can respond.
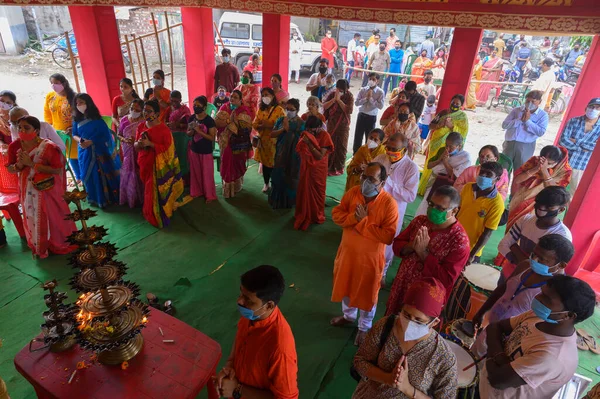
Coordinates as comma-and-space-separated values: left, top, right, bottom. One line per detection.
14, 309, 221, 399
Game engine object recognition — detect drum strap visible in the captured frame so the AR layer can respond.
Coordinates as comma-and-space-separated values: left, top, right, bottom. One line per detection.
511, 271, 547, 300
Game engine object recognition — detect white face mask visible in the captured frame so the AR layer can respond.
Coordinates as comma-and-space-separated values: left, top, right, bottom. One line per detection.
586, 107, 600, 119
130, 111, 142, 119
77, 104, 87, 114
0, 101, 13, 111
368, 80, 377, 88
286, 110, 297, 119
400, 313, 434, 341
367, 139, 379, 149
262, 96, 272, 106
152, 78, 162, 87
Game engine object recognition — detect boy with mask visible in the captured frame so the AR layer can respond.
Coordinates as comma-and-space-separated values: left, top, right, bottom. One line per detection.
480, 275, 595, 398
417, 70, 436, 98
386, 185, 470, 316
215, 265, 299, 399
214, 48, 240, 93
472, 234, 574, 358
418, 95, 437, 141
212, 86, 229, 110
330, 162, 398, 346
496, 186, 572, 281
306, 58, 330, 97
457, 162, 505, 264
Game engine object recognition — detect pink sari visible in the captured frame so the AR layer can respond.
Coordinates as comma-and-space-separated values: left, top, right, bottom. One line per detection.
476, 56, 502, 104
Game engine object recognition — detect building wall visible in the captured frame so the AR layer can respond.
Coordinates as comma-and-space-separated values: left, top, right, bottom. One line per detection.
22, 6, 71, 38
0, 6, 28, 54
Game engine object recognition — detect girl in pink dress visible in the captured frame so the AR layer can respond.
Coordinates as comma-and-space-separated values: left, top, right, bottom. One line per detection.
187, 96, 217, 202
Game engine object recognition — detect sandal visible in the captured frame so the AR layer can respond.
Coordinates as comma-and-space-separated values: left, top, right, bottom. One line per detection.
577, 329, 600, 354
577, 333, 590, 351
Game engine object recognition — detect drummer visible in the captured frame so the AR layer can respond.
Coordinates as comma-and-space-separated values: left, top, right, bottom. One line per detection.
471, 234, 574, 358
352, 278, 458, 399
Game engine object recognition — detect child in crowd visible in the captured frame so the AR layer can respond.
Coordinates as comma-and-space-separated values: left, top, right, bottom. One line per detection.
165, 90, 191, 133
418, 95, 437, 142
187, 96, 217, 202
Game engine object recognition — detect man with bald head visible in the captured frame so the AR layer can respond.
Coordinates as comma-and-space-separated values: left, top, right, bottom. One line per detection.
8, 107, 65, 152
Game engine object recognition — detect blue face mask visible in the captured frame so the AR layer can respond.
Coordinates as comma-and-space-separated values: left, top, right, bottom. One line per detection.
449, 149, 459, 156
476, 175, 494, 190
530, 256, 558, 277
531, 298, 568, 324
237, 303, 267, 321
361, 179, 380, 198
230, 104, 238, 110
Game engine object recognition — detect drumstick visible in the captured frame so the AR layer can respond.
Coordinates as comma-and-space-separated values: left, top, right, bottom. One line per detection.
463, 354, 487, 371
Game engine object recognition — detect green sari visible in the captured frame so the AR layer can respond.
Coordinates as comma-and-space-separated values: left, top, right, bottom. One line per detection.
417, 110, 469, 195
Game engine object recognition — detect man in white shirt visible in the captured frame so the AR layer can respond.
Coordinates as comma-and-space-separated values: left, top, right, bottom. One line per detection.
531, 58, 556, 111
353, 73, 385, 154
289, 32, 304, 84
345, 33, 361, 82
9, 106, 66, 152
417, 70, 437, 98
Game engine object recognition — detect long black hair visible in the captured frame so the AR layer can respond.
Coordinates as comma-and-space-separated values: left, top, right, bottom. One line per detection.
120, 77, 139, 99
50, 73, 76, 107
73, 93, 102, 122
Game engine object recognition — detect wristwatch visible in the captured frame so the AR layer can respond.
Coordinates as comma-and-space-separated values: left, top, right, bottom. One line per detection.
233, 384, 243, 399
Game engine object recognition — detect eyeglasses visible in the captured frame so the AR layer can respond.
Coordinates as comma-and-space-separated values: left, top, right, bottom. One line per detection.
427, 201, 449, 212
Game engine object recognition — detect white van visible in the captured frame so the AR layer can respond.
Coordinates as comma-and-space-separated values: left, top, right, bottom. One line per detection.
216, 12, 327, 73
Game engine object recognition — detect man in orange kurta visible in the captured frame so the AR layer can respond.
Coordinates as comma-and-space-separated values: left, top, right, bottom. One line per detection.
321, 30, 338, 73
330, 162, 398, 344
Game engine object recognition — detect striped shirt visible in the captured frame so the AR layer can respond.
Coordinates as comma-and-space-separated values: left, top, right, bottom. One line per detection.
558, 115, 600, 171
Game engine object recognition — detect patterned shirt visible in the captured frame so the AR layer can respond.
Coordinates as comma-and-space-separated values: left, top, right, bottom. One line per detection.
353, 316, 458, 399
558, 115, 600, 170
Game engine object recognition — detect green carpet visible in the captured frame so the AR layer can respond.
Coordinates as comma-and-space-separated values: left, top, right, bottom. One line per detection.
1, 162, 598, 398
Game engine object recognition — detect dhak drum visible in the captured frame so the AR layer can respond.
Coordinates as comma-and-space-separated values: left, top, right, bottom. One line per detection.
445, 263, 501, 322
442, 334, 479, 398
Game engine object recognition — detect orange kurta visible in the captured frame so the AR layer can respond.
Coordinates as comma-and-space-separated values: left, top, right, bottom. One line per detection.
331, 186, 398, 311
233, 307, 299, 399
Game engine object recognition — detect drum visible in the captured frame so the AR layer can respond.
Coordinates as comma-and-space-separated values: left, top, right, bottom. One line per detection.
445, 263, 501, 321
445, 319, 476, 349
442, 334, 479, 398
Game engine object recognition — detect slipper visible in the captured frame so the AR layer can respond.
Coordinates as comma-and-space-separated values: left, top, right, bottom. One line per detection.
577, 333, 590, 351
577, 329, 600, 354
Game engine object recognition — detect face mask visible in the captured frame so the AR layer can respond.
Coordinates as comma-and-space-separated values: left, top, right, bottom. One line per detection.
319, 66, 327, 74
530, 256, 559, 277
19, 131, 37, 141
262, 96, 272, 106
400, 313, 433, 341
230, 103, 238, 110
286, 110, 297, 119
122, 88, 132, 96
449, 149, 459, 156
152, 78, 162, 87
476, 175, 494, 190
531, 298, 568, 324
218, 91, 226, 98
193, 106, 205, 115
361, 179, 379, 198
293, 35, 298, 40
144, 113, 156, 123
398, 113, 409, 122
534, 206, 559, 219
427, 206, 448, 225
223, 56, 230, 63
130, 111, 141, 119
586, 107, 600, 119
237, 303, 267, 321
379, 47, 386, 52
0, 101, 13, 111
527, 102, 537, 111
241, 77, 250, 85
450, 105, 460, 112
52, 83, 64, 93
77, 105, 87, 114
368, 80, 377, 88
326, 34, 332, 38
387, 150, 403, 162
424, 77, 432, 83
367, 139, 379, 149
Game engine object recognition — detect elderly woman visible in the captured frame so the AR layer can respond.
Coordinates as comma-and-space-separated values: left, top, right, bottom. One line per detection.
301, 96, 326, 124
235, 70, 261, 114
72, 93, 121, 208
323, 79, 354, 176
111, 77, 139, 129
219, 106, 253, 198
269, 98, 304, 209
253, 87, 285, 192
506, 145, 572, 231
454, 144, 510, 200
345, 128, 386, 192
6, 116, 76, 258
117, 98, 145, 208
415, 132, 471, 216
418, 94, 469, 195
353, 278, 458, 399
135, 99, 184, 228
383, 102, 421, 158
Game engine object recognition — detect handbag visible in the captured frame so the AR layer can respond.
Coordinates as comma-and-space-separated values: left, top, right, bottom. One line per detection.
32, 173, 55, 191
350, 314, 396, 382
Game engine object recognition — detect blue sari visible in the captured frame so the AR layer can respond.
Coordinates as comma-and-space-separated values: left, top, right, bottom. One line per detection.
73, 118, 121, 208
268, 116, 303, 209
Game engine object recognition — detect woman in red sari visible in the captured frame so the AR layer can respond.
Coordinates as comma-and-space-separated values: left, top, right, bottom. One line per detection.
0, 90, 18, 194
294, 115, 334, 231
135, 100, 184, 228
235, 71, 260, 115
111, 78, 139, 130
6, 116, 76, 258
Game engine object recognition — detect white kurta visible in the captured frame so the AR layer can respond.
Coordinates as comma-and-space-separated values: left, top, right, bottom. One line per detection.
531, 69, 556, 108
289, 39, 303, 71
381, 156, 420, 265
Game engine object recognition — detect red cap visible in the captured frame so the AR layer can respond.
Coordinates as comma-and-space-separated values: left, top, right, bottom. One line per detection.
403, 277, 446, 318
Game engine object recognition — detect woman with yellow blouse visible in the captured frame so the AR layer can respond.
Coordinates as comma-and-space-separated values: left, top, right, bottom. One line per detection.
44, 73, 78, 179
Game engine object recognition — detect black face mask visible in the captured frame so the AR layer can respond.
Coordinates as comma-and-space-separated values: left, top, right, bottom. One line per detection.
398, 114, 409, 122
535, 206, 560, 219
319, 66, 327, 74
194, 106, 205, 115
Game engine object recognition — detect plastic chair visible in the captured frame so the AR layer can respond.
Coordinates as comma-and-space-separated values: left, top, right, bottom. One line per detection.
404, 54, 418, 78
475, 153, 513, 176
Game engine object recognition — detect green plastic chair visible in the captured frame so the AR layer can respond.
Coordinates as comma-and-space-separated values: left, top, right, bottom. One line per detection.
404, 54, 418, 79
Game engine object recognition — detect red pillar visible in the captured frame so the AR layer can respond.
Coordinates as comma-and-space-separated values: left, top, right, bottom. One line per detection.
69, 6, 124, 115
181, 7, 215, 100
437, 28, 482, 110
262, 14, 290, 91
561, 35, 600, 275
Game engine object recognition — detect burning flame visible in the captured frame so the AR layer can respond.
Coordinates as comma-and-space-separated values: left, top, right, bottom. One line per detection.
142, 316, 148, 324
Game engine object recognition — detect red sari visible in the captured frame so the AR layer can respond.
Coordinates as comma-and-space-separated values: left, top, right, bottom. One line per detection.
0, 111, 18, 194
294, 130, 333, 231
385, 215, 470, 316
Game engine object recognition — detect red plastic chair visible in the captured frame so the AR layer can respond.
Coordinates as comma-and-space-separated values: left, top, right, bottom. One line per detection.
0, 192, 25, 238
573, 230, 600, 300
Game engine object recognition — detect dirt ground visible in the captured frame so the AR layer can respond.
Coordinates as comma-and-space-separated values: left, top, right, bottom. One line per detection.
0, 53, 562, 167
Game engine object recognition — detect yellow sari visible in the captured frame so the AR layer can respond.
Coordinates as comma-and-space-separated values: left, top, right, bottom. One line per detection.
345, 143, 387, 192
417, 110, 469, 195
466, 63, 482, 110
